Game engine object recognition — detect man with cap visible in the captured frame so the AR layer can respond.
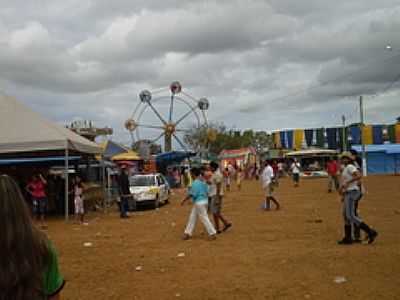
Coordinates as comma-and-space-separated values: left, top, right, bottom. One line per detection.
338, 152, 378, 244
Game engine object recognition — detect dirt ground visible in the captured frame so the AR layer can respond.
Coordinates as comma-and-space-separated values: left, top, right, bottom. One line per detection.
46, 176, 400, 300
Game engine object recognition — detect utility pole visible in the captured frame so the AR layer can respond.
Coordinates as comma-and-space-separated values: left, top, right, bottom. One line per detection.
341, 115, 346, 151
359, 96, 367, 176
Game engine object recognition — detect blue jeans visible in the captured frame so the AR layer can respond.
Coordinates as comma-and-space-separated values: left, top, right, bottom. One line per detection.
120, 196, 129, 217
343, 190, 362, 226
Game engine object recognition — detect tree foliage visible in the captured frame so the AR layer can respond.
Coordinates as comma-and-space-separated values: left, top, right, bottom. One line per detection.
184, 123, 273, 155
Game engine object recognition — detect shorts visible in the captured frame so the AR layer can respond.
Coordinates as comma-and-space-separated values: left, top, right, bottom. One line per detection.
224, 177, 230, 186
74, 197, 84, 215
293, 173, 300, 183
264, 184, 274, 197
33, 197, 47, 215
210, 195, 223, 214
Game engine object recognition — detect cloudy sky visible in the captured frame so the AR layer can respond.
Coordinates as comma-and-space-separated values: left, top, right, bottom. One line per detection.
1, 0, 399, 147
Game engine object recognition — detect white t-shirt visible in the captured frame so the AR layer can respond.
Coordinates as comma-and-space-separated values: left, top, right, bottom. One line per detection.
262, 165, 274, 187
341, 164, 360, 191
209, 169, 224, 197
278, 162, 283, 171
291, 162, 301, 174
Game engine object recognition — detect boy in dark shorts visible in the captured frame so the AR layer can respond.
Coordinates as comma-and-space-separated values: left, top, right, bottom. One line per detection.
209, 162, 232, 234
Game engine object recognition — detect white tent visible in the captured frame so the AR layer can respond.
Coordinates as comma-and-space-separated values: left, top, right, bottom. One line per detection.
0, 94, 101, 154
0, 93, 102, 220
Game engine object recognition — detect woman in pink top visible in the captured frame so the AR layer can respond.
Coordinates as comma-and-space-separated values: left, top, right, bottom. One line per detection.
26, 174, 48, 228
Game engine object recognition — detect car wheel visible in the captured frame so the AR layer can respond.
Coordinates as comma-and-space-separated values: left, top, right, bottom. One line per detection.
153, 196, 160, 209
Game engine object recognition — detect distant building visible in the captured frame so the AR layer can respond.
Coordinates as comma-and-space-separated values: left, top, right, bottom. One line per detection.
67, 120, 113, 141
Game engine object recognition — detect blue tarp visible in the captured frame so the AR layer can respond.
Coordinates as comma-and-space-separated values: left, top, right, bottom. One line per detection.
156, 151, 196, 164
351, 144, 400, 174
0, 156, 81, 166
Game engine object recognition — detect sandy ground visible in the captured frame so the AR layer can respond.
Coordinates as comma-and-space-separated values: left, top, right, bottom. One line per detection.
46, 176, 400, 300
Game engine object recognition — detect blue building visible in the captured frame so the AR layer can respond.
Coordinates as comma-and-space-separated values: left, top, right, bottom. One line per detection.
351, 144, 400, 175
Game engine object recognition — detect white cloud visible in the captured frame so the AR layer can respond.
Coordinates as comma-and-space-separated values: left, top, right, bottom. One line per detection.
0, 0, 399, 146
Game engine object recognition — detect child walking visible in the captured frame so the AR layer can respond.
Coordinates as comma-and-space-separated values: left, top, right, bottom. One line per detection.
236, 168, 244, 191
223, 167, 231, 191
73, 177, 85, 224
181, 168, 217, 241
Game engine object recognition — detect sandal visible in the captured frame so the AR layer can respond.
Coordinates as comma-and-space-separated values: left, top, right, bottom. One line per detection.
222, 223, 232, 232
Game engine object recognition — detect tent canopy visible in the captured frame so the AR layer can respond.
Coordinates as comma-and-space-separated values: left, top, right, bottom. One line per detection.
112, 150, 142, 161
286, 149, 338, 157
0, 156, 81, 166
0, 94, 101, 154
96, 140, 129, 160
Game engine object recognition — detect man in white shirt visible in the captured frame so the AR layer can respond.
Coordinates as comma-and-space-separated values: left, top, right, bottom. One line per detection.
209, 162, 232, 234
290, 159, 301, 187
338, 152, 378, 245
261, 161, 280, 210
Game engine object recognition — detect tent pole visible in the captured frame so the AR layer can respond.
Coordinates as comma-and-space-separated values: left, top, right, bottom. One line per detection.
102, 155, 106, 213
65, 143, 69, 221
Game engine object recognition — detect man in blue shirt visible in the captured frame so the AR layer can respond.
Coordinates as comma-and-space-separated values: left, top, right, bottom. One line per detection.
181, 168, 217, 240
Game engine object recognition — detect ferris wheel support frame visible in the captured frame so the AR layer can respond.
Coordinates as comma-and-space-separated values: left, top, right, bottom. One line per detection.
125, 82, 211, 153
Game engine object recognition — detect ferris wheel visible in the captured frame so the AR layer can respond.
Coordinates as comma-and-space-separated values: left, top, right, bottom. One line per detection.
125, 82, 210, 152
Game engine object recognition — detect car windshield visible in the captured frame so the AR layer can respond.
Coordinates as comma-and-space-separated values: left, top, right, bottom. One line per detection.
130, 176, 156, 186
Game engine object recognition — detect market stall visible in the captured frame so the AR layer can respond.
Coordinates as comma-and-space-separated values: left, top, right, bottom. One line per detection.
0, 94, 102, 219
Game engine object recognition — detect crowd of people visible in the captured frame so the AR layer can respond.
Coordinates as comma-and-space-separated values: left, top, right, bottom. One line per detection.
0, 150, 380, 299
256, 153, 378, 245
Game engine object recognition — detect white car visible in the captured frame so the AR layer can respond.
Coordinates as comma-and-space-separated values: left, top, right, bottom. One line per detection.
129, 173, 170, 209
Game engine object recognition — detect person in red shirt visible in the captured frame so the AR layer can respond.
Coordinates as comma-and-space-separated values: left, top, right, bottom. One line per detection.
326, 158, 339, 193
26, 174, 48, 228
271, 160, 279, 187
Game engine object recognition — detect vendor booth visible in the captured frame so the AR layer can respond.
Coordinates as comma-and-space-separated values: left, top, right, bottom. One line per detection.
0, 94, 102, 220
285, 149, 338, 178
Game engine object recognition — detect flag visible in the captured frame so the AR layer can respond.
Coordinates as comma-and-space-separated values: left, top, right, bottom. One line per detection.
316, 128, 325, 148
388, 125, 396, 143
280, 131, 287, 149
294, 129, 304, 150
372, 125, 383, 144
305, 129, 314, 147
326, 128, 338, 149
274, 132, 281, 148
287, 131, 294, 149
338, 127, 349, 151
349, 126, 361, 145
396, 124, 400, 143
362, 125, 373, 145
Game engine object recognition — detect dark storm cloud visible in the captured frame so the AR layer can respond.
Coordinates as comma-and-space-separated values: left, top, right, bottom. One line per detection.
0, 0, 399, 144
